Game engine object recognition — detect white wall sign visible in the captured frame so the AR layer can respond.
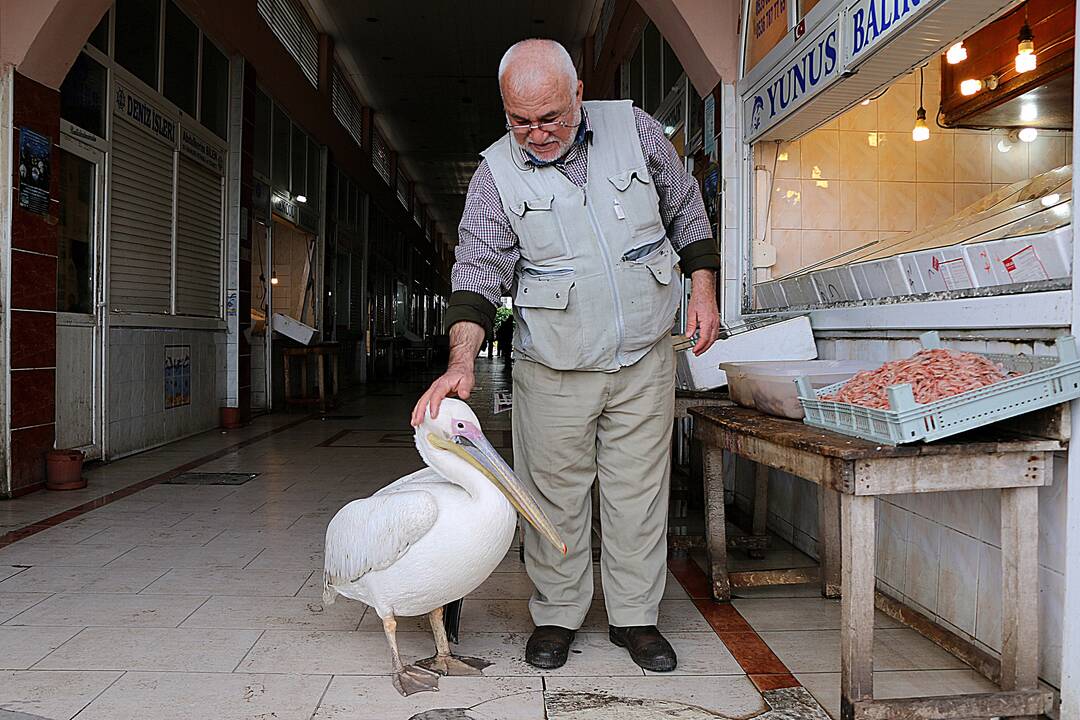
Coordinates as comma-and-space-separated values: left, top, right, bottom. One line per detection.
844, 0, 943, 66
180, 127, 226, 175
113, 81, 176, 147
744, 19, 842, 142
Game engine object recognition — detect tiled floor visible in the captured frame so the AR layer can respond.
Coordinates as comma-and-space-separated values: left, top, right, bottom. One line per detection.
0, 360, 1001, 719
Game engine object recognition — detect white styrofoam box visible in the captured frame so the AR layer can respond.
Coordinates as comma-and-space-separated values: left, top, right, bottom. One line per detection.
854, 257, 911, 299
965, 226, 1072, 288
902, 246, 976, 294
778, 277, 809, 307
675, 315, 818, 391
272, 313, 317, 345
882, 256, 915, 296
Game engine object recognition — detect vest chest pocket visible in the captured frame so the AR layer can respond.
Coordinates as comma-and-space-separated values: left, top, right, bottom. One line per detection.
508, 194, 569, 263
608, 167, 664, 235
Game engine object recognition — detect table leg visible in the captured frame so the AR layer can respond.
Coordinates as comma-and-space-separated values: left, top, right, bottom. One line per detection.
750, 463, 769, 558
300, 356, 308, 401
1000, 485, 1040, 719
703, 446, 730, 601
331, 353, 339, 398
317, 353, 327, 413
818, 485, 842, 598
840, 493, 875, 720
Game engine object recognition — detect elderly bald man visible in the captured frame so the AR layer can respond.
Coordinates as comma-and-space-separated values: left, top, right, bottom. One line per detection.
413, 38, 719, 672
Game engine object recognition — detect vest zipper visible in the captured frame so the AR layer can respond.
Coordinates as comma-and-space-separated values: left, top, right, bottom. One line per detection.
584, 190, 625, 363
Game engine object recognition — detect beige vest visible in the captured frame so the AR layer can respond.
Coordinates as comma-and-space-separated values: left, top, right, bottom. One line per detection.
481, 100, 681, 372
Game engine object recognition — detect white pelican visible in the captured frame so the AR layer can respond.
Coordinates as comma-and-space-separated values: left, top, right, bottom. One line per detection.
322, 398, 565, 696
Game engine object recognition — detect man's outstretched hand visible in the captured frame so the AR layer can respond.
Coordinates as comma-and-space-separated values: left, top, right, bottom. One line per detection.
411, 320, 487, 426
684, 269, 720, 356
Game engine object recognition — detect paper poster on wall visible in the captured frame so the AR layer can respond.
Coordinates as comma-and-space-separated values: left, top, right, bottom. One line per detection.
18, 128, 51, 215
165, 345, 192, 409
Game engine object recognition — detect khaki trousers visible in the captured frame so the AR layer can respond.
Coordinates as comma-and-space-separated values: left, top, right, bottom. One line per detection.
512, 340, 675, 629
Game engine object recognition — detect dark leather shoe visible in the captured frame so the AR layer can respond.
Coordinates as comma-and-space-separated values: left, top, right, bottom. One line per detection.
525, 625, 575, 669
609, 625, 678, 672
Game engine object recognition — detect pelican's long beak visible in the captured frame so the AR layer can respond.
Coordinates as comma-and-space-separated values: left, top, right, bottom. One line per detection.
429, 431, 566, 555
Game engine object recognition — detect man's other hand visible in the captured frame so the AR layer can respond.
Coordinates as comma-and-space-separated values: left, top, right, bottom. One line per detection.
684, 269, 720, 356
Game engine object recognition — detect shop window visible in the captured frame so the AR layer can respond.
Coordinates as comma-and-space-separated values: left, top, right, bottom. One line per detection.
306, 137, 321, 207
662, 40, 683, 98
256, 0, 319, 87
88, 11, 110, 54
61, 52, 108, 138
291, 124, 307, 198
58, 150, 95, 315
115, 0, 161, 90
163, 0, 199, 117
643, 23, 662, 113
331, 64, 364, 148
271, 104, 290, 190
253, 90, 272, 180
629, 41, 644, 109
200, 41, 230, 139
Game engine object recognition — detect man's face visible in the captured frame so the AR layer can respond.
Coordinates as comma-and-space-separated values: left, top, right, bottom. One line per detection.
502, 76, 584, 163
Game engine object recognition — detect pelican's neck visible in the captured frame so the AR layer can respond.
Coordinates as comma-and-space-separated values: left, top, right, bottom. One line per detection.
414, 429, 504, 502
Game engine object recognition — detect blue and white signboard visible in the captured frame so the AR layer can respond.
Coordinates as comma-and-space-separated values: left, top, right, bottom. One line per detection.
844, 0, 945, 66
744, 20, 842, 142
113, 80, 177, 148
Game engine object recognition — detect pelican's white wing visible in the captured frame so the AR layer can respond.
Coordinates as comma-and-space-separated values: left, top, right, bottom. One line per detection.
322, 490, 438, 600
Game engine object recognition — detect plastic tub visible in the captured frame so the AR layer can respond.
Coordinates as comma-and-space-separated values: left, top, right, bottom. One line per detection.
720, 360, 881, 419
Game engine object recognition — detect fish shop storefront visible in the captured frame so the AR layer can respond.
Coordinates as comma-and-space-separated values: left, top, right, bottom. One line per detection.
721, 0, 1080, 711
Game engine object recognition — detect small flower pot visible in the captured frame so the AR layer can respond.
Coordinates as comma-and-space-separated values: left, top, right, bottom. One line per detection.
46, 449, 86, 491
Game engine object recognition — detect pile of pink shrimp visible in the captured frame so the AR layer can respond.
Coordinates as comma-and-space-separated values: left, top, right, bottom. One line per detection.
821, 349, 1009, 409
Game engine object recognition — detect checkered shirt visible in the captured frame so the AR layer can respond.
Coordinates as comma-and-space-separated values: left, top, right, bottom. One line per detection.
452, 106, 714, 307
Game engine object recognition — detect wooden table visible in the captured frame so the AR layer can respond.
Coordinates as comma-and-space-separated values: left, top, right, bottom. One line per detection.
690, 405, 1057, 720
283, 344, 339, 413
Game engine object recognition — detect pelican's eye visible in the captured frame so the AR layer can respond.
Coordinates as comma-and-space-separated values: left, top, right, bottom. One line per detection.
456, 422, 465, 430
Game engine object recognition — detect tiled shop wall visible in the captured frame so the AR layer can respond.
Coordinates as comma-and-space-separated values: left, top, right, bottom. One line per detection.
761, 57, 1073, 278
107, 329, 227, 458
731, 335, 1066, 689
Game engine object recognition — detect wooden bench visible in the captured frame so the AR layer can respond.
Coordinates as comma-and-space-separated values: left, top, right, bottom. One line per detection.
690, 405, 1057, 720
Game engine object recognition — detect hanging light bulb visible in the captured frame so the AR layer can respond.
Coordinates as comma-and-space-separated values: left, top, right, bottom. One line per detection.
946, 42, 968, 64
960, 78, 984, 96
1015, 21, 1036, 73
912, 67, 930, 142
271, 269, 279, 286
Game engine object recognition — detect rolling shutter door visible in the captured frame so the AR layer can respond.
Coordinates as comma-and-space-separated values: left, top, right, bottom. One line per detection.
109, 119, 174, 313
176, 157, 223, 317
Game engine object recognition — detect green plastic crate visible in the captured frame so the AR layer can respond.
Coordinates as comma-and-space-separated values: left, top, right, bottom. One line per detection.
796, 332, 1080, 445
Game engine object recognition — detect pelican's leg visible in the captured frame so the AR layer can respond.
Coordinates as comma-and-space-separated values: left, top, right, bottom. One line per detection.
382, 614, 439, 696
416, 605, 492, 676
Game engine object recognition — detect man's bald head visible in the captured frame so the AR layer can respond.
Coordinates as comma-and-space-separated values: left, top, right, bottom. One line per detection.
498, 39, 578, 100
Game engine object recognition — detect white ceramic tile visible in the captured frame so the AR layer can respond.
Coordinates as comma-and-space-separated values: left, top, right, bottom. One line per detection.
180, 595, 367, 630
0, 544, 136, 568
0, 626, 83, 669
875, 500, 909, 591
140, 567, 312, 597
244, 544, 324, 570
904, 512, 941, 614
0, 670, 122, 719
1039, 566, 1064, 687
0, 566, 167, 594
105, 544, 263, 569
314, 676, 544, 720
5, 592, 208, 628
936, 527, 980, 635
0, 566, 24, 583
238, 629, 406, 675
975, 542, 1002, 652
1039, 461, 1067, 574
35, 626, 262, 672
75, 671, 329, 720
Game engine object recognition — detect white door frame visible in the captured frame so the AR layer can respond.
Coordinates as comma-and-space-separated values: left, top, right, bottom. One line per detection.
57, 132, 106, 460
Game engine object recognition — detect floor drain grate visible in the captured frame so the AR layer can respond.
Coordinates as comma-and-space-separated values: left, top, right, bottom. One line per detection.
164, 472, 259, 486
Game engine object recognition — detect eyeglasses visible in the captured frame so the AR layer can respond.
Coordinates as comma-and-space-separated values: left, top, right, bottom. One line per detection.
505, 106, 577, 134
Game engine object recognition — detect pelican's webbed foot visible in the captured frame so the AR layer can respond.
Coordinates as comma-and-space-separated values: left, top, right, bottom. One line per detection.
393, 664, 441, 696
416, 653, 492, 676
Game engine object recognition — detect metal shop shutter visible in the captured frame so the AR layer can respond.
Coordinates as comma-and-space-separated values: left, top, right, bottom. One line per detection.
175, 156, 223, 317
109, 119, 174, 313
